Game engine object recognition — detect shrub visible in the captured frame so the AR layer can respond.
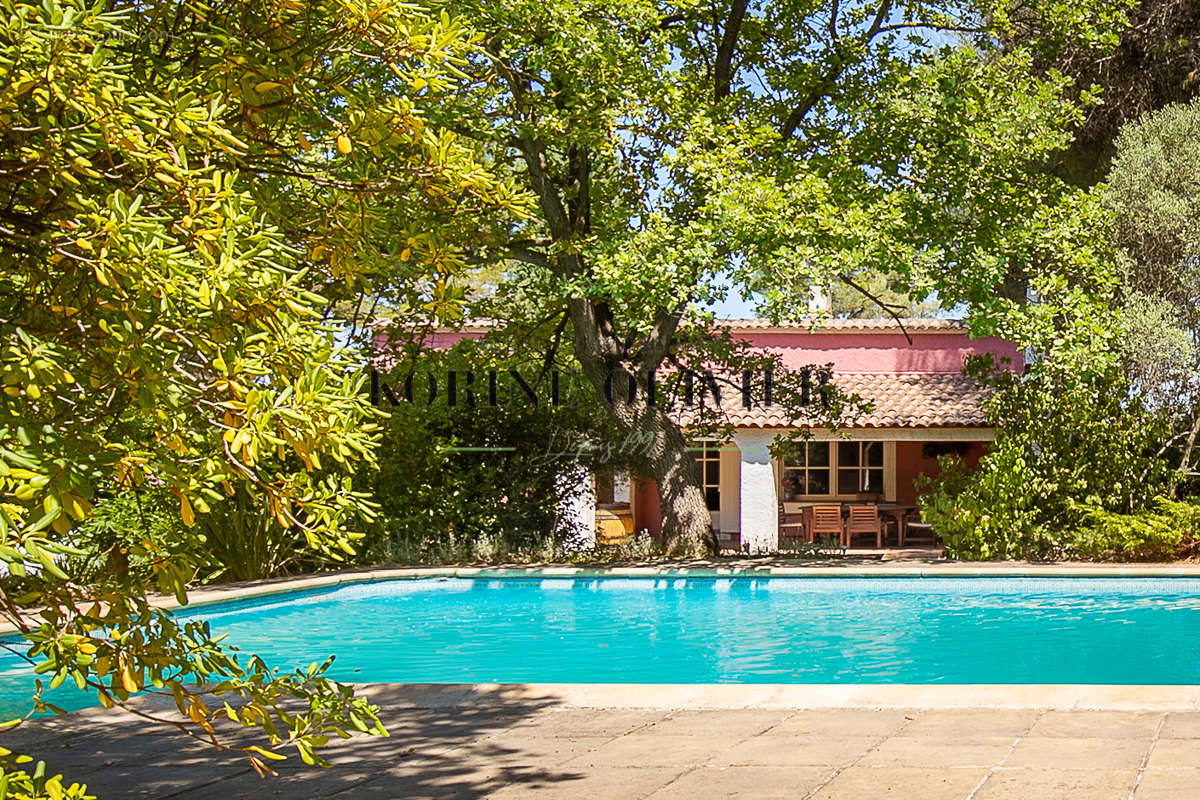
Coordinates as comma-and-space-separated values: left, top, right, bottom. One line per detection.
358, 349, 621, 564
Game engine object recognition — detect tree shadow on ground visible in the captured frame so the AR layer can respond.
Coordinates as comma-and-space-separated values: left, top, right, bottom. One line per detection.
0, 683, 587, 799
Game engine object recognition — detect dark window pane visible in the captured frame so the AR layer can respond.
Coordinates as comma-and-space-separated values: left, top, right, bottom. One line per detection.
866, 468, 884, 493
705, 460, 719, 485
839, 441, 859, 467
807, 469, 830, 495
705, 486, 720, 511
838, 469, 859, 495
864, 442, 884, 467
808, 442, 830, 467
785, 443, 803, 468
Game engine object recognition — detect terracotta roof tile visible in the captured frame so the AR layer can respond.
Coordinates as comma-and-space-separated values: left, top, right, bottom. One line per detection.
672, 372, 990, 429
712, 317, 967, 333
388, 317, 968, 334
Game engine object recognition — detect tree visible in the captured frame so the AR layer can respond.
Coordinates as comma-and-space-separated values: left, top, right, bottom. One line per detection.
1104, 98, 1200, 494
417, 0, 1131, 555
0, 0, 514, 794
1015, 0, 1200, 186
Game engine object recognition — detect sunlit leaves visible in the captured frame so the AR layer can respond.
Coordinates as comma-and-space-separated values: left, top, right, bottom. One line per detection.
0, 0, 515, 787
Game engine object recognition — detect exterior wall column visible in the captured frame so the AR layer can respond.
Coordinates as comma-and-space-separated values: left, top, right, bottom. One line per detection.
733, 430, 778, 553
558, 470, 596, 549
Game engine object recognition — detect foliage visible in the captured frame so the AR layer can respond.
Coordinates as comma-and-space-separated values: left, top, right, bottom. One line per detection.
63, 489, 186, 586
919, 352, 1173, 559
925, 451, 1200, 561
410, 0, 1137, 553
361, 338, 617, 563
1013, 0, 1200, 185
0, 746, 91, 800
193, 484, 322, 582
1104, 98, 1200, 494
0, 0, 515, 784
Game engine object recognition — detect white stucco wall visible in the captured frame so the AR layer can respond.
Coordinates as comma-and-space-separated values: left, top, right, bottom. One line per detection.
733, 430, 778, 553
557, 470, 595, 549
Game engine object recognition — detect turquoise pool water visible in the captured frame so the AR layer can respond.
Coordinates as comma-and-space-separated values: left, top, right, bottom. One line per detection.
4, 576, 1200, 714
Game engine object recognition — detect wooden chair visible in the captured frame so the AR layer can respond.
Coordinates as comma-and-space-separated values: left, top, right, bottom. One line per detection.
778, 504, 808, 549
904, 510, 937, 545
846, 505, 884, 549
809, 504, 844, 547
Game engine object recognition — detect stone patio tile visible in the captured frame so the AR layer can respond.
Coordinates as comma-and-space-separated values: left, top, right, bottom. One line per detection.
861, 736, 1015, 768
900, 709, 1039, 738
68, 762, 253, 800
1029, 711, 1162, 740
973, 768, 1134, 800
647, 765, 832, 799
716, 734, 881, 767
1005, 737, 1151, 770
1134, 768, 1200, 799
506, 709, 668, 738
636, 710, 793, 738
1159, 712, 1200, 740
769, 709, 915, 738
449, 734, 611, 766
313, 762, 573, 800
563, 733, 725, 768
809, 766, 986, 800
1145, 738, 1200, 769
486, 765, 686, 800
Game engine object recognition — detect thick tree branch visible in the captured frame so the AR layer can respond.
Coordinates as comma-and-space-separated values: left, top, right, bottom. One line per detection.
779, 0, 893, 139
516, 138, 572, 239
713, 0, 749, 101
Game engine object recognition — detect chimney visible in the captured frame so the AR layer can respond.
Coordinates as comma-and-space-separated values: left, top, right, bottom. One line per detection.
807, 284, 832, 314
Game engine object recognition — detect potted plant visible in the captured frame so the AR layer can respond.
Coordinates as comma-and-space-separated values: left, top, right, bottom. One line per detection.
782, 475, 798, 501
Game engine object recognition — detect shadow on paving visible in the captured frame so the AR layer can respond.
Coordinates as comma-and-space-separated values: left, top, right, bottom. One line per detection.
0, 684, 577, 800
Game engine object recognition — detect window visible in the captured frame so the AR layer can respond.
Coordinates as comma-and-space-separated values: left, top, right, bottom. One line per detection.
691, 441, 721, 511
781, 441, 831, 498
838, 441, 884, 495
781, 440, 887, 498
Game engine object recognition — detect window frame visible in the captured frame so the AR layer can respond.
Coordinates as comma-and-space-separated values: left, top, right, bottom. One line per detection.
780, 439, 890, 500
836, 440, 885, 496
690, 439, 722, 512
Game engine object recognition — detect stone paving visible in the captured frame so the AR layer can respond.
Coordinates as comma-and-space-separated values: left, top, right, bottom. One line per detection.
6, 685, 1200, 799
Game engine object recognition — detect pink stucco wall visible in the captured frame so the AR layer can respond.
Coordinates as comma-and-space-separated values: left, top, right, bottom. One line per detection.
737, 332, 1021, 374
376, 325, 1022, 376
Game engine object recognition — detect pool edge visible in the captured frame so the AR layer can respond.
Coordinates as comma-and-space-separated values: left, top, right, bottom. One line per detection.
9, 560, 1200, 636
349, 682, 1200, 711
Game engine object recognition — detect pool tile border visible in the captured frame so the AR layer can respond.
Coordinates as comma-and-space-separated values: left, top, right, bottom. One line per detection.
4, 560, 1200, 639
172, 560, 1200, 614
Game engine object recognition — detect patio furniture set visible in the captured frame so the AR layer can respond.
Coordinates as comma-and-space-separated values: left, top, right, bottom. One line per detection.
777, 502, 934, 549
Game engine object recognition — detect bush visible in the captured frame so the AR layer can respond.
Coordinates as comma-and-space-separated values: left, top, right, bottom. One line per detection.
65, 489, 188, 585
358, 345, 622, 564
918, 353, 1176, 560
1062, 498, 1200, 560
921, 457, 1200, 561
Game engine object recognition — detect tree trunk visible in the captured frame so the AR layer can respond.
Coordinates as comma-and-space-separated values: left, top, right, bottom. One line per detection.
567, 300, 717, 557
512, 140, 715, 556
1171, 410, 1200, 497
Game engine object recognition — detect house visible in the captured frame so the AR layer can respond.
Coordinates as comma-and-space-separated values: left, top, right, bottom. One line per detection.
598, 318, 1020, 552
381, 317, 1019, 552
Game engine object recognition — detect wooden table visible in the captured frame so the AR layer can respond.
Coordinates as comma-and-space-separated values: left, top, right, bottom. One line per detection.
875, 504, 916, 546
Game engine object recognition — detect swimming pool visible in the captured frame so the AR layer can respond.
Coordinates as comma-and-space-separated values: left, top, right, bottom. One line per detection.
4, 576, 1200, 714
